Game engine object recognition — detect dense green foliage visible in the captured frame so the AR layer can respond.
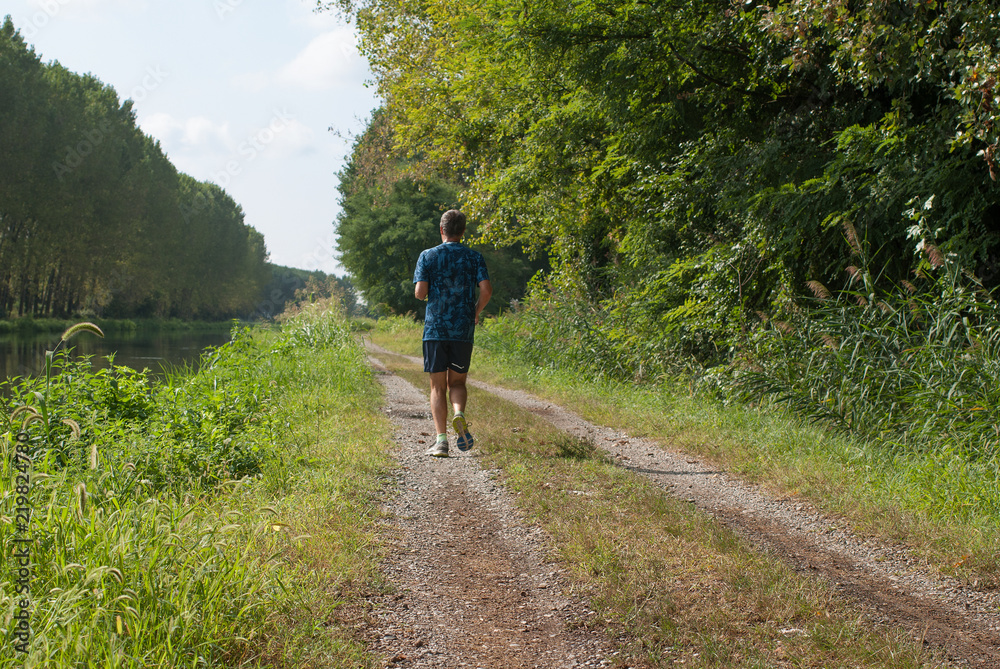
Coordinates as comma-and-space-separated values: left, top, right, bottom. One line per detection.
334, 110, 545, 316
257, 264, 362, 320
0, 307, 386, 666
326, 0, 1000, 329
0, 18, 270, 320
326, 0, 1000, 458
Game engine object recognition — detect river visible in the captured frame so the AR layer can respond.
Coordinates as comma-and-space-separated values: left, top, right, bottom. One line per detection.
0, 329, 232, 385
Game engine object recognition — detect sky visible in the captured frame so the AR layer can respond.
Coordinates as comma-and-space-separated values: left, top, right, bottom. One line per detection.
3, 0, 380, 275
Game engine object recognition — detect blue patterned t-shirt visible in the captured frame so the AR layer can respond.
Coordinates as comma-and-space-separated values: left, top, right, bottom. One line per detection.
413, 242, 490, 342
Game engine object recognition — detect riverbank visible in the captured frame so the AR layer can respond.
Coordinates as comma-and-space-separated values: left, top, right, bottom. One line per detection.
0, 316, 236, 336
0, 303, 392, 667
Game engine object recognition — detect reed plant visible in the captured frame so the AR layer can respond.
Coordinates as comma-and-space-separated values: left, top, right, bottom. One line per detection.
732, 246, 1000, 457
721, 244, 1000, 541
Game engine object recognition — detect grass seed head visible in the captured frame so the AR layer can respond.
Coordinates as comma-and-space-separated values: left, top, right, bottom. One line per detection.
806, 280, 832, 300
76, 482, 88, 516
923, 243, 944, 268
843, 220, 862, 254
60, 321, 105, 342
62, 418, 82, 440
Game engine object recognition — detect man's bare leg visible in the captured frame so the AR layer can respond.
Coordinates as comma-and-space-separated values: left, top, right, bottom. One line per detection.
447, 370, 474, 450
447, 370, 468, 416
430, 370, 468, 430
429, 369, 471, 456
429, 371, 450, 436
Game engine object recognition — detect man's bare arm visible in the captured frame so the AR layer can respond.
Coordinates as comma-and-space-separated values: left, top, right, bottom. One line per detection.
415, 281, 428, 300
475, 279, 493, 324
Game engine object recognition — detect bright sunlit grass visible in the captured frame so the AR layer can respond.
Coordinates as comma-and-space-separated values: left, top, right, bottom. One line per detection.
423, 317, 999, 590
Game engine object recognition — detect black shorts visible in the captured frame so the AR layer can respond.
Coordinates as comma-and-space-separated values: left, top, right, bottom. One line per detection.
423, 340, 474, 374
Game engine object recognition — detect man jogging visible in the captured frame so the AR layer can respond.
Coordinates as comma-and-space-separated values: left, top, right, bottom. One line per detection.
413, 209, 492, 457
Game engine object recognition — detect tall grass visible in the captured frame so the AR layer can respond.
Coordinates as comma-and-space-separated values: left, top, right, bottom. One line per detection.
722, 250, 1000, 528
478, 295, 692, 385
475, 248, 1000, 582
1, 301, 388, 667
732, 255, 1000, 458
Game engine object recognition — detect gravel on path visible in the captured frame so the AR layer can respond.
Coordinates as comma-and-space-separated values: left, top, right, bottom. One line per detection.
365, 356, 620, 668
468, 380, 1000, 668
365, 342, 999, 667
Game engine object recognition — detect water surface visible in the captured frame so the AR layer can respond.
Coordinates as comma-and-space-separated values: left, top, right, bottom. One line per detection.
0, 329, 232, 385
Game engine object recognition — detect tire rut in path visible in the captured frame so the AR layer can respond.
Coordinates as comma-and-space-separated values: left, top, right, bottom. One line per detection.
366, 343, 1000, 668
466, 381, 1000, 668
365, 357, 618, 668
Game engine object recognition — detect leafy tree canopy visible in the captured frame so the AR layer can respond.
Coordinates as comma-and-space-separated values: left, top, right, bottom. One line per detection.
334, 107, 544, 317
324, 0, 1000, 359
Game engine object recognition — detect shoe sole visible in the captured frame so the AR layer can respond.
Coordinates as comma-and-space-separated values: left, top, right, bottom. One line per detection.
453, 415, 473, 451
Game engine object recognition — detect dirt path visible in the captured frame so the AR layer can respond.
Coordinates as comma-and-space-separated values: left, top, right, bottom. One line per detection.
365, 345, 1000, 667
472, 380, 1000, 667
365, 357, 618, 668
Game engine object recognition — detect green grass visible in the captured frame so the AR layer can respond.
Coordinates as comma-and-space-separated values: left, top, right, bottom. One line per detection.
377, 316, 1000, 588
364, 315, 422, 358
378, 346, 944, 668
1, 302, 392, 667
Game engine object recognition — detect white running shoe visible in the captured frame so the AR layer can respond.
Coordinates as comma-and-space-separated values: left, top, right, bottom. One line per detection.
427, 441, 449, 457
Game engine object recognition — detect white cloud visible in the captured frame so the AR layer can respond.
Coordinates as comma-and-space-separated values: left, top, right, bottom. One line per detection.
140, 111, 181, 141
226, 114, 319, 165
278, 28, 359, 90
181, 117, 231, 149
231, 29, 362, 93
139, 112, 232, 155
